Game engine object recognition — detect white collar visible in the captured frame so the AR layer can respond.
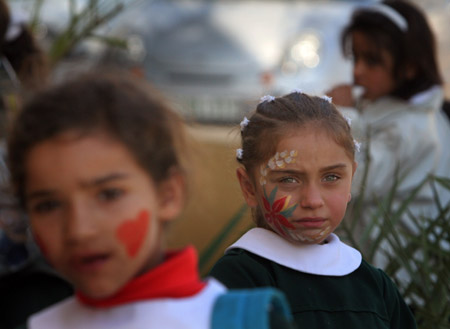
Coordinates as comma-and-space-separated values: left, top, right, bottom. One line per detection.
226, 228, 361, 276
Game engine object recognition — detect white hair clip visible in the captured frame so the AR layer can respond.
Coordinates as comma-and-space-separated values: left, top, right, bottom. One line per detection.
236, 148, 244, 160
344, 115, 352, 126
321, 95, 333, 103
290, 88, 303, 94
367, 4, 408, 32
240, 117, 250, 131
354, 139, 361, 153
259, 95, 275, 104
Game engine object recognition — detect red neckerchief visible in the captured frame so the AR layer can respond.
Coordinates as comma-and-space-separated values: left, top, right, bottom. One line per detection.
76, 246, 206, 308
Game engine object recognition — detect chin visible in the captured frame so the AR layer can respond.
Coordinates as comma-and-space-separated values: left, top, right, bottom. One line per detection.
286, 233, 320, 245
77, 281, 121, 300
286, 228, 332, 245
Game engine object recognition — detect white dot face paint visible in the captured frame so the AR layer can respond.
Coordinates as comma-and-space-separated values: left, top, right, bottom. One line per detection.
254, 127, 355, 245
259, 150, 298, 186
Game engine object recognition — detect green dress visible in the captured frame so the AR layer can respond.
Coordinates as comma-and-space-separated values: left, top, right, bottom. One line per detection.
210, 228, 416, 329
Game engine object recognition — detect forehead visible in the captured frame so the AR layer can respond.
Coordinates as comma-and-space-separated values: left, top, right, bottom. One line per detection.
271, 127, 353, 166
25, 132, 136, 182
352, 32, 378, 54
351, 31, 392, 60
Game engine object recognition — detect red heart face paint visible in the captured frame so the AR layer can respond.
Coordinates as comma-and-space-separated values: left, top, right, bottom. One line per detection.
116, 210, 150, 258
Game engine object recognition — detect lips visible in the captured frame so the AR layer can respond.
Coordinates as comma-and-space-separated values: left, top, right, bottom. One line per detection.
293, 217, 326, 228
70, 252, 111, 272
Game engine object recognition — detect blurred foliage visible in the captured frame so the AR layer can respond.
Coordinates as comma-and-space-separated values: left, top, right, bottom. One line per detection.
339, 173, 450, 328
27, 0, 139, 65
337, 134, 450, 328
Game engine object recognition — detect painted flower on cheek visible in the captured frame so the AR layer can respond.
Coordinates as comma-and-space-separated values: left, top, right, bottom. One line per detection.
262, 186, 297, 237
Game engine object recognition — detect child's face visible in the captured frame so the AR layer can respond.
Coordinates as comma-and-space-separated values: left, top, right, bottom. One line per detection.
351, 31, 396, 101
238, 126, 356, 245
24, 132, 182, 299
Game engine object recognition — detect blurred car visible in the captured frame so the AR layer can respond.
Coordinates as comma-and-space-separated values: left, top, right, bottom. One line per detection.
99, 0, 373, 123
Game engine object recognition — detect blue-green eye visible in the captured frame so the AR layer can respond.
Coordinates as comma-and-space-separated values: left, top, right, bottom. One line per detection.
279, 177, 298, 184
323, 174, 339, 182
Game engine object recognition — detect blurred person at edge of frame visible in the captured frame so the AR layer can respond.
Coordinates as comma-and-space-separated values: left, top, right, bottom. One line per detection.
326, 0, 450, 237
1, 2, 73, 329
1, 0, 49, 138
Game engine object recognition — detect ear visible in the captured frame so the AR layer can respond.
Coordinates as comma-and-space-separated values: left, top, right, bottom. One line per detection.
236, 167, 258, 208
157, 169, 186, 223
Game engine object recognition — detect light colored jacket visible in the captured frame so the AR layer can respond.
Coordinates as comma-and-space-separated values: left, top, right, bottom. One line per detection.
341, 86, 450, 221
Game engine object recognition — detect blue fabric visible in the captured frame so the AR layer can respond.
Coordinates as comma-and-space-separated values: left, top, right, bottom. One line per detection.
211, 288, 293, 329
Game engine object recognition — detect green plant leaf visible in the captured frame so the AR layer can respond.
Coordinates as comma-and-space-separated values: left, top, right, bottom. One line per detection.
199, 204, 248, 274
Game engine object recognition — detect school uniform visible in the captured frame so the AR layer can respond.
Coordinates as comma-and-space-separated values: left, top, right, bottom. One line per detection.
29, 247, 226, 329
210, 228, 417, 329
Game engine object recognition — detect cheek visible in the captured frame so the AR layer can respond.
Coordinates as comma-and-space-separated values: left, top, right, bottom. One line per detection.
115, 210, 150, 258
33, 232, 49, 259
326, 193, 349, 217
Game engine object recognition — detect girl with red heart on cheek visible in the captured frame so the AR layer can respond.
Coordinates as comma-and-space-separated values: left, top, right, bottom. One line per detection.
8, 72, 295, 329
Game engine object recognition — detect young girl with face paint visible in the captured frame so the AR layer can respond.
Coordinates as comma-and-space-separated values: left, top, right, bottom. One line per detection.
6, 72, 295, 329
209, 91, 417, 328
327, 0, 450, 235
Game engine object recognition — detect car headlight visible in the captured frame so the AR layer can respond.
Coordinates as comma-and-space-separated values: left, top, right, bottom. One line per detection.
281, 31, 322, 75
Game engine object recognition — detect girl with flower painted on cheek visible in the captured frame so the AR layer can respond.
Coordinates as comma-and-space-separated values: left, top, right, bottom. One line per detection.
249, 131, 355, 246
7, 72, 295, 329
210, 91, 417, 329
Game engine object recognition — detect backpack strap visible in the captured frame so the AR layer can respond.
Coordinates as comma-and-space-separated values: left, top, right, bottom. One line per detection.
211, 288, 295, 329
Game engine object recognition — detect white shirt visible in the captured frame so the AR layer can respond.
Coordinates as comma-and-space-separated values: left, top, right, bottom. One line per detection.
29, 279, 227, 329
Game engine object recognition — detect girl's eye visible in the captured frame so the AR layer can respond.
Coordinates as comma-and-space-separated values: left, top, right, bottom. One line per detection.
365, 55, 382, 67
31, 200, 61, 214
98, 188, 124, 202
323, 174, 339, 182
279, 177, 298, 184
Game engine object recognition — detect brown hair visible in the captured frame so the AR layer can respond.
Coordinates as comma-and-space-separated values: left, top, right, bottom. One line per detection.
238, 92, 355, 227
7, 70, 189, 208
341, 0, 442, 100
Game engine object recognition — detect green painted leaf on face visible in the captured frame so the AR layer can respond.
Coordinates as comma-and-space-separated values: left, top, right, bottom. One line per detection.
268, 186, 278, 205
280, 204, 298, 218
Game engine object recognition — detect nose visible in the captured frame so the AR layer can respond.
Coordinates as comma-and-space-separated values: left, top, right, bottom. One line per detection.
64, 201, 97, 245
353, 58, 365, 82
300, 183, 324, 209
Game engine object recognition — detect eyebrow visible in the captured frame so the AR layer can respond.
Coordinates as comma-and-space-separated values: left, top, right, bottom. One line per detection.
319, 163, 348, 172
270, 163, 348, 175
26, 172, 129, 201
80, 172, 129, 188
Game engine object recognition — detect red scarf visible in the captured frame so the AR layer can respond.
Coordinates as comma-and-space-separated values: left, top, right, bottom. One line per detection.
76, 246, 206, 308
